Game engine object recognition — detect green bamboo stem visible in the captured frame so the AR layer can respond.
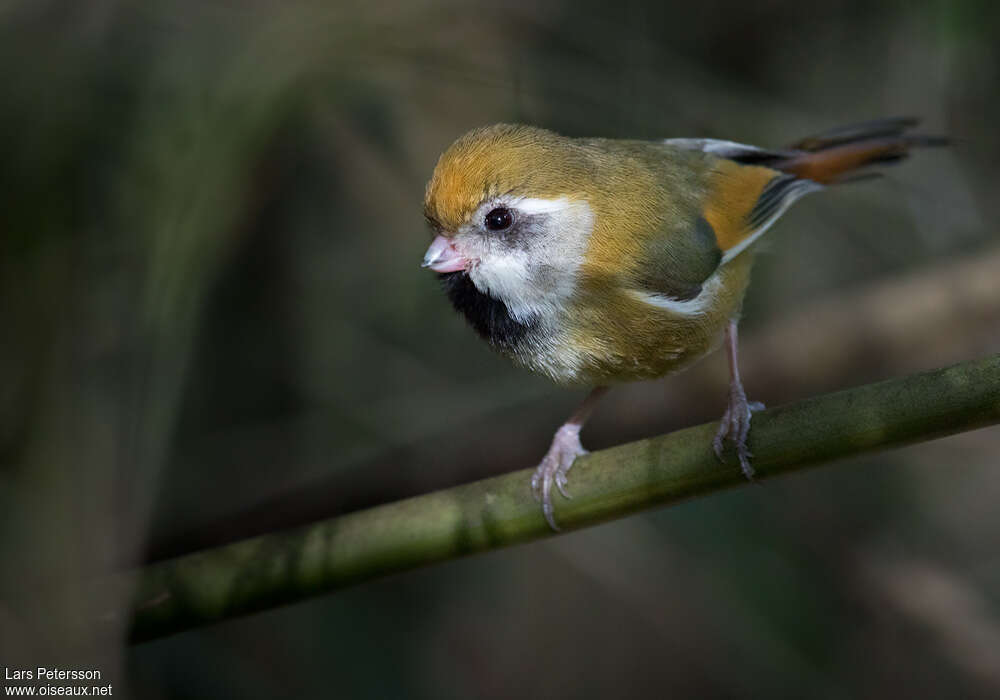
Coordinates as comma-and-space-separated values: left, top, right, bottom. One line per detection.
129, 354, 1000, 642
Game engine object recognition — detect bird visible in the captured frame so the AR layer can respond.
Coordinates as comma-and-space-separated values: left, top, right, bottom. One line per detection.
421, 117, 944, 530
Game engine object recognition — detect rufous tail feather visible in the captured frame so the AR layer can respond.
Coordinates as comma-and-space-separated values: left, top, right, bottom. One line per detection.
775, 117, 948, 184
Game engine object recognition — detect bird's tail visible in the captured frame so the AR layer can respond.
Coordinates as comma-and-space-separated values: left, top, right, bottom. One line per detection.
772, 117, 948, 184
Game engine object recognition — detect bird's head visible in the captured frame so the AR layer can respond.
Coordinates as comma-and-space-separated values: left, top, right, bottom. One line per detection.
422, 124, 595, 325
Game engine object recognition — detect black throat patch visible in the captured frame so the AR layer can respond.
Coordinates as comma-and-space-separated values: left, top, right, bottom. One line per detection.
438, 272, 535, 349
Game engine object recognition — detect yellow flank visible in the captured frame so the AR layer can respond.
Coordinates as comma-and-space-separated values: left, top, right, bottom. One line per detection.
702, 160, 781, 253
563, 252, 754, 385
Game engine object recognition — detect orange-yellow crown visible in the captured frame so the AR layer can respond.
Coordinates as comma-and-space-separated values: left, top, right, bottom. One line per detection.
424, 124, 581, 232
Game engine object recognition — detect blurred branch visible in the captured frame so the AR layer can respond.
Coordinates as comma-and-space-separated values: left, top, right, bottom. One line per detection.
127, 353, 1000, 642
738, 246, 1000, 390
857, 554, 1000, 691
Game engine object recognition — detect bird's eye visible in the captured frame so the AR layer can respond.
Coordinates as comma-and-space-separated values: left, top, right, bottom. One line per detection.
484, 207, 514, 231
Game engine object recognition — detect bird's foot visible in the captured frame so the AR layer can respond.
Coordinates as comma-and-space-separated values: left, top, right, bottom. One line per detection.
531, 423, 587, 531
713, 384, 764, 480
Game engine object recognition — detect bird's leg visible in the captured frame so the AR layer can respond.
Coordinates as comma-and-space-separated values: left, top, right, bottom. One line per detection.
531, 386, 609, 531
712, 319, 764, 479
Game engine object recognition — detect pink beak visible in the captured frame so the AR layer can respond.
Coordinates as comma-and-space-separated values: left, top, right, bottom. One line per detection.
422, 234, 469, 273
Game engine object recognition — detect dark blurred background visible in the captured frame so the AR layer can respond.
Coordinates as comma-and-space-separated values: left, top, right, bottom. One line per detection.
2, 0, 999, 697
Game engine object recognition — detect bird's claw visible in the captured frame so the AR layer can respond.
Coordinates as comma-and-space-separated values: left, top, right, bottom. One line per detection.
555, 471, 571, 500
713, 386, 763, 480
531, 424, 586, 531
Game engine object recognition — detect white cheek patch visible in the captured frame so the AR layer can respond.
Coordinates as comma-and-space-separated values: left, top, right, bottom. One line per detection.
472, 250, 535, 320
465, 197, 594, 323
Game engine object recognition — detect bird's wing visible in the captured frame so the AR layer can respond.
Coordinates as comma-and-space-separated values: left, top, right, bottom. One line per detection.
699, 158, 822, 264
663, 137, 796, 164
630, 156, 817, 304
